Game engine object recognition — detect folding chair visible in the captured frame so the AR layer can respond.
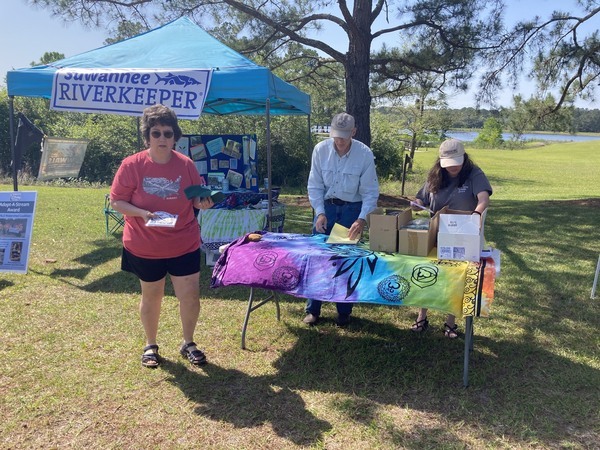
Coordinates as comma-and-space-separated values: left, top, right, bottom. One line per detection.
104, 194, 124, 236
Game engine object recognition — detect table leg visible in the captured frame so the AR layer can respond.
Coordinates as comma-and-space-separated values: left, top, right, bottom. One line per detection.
591, 254, 600, 299
241, 288, 280, 350
463, 316, 474, 387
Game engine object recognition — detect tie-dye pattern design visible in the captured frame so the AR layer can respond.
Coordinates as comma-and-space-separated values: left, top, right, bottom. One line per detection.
211, 232, 495, 318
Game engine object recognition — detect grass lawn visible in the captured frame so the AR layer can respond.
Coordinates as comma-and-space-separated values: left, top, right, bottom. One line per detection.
1, 140, 599, 449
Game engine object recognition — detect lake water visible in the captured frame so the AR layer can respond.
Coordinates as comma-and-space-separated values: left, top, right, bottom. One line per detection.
446, 131, 600, 142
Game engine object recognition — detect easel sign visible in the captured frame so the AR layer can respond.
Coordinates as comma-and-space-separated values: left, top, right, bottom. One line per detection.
0, 191, 37, 274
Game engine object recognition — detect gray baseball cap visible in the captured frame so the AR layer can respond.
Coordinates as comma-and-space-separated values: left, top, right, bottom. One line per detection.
330, 113, 355, 139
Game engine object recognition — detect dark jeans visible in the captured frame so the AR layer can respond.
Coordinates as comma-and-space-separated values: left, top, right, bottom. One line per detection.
305, 200, 362, 317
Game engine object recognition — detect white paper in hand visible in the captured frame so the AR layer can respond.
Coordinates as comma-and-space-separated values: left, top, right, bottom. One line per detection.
145, 211, 178, 227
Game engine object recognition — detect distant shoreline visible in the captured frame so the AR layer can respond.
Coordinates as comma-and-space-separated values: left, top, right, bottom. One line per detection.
447, 130, 600, 142
449, 128, 600, 137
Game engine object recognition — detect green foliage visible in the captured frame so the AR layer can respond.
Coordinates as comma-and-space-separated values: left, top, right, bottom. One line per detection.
505, 94, 576, 143
370, 113, 404, 180
504, 95, 530, 141
63, 114, 141, 183
103, 20, 148, 45
2, 85, 599, 187
30, 52, 65, 66
574, 107, 600, 132
1, 86, 313, 185
474, 117, 503, 148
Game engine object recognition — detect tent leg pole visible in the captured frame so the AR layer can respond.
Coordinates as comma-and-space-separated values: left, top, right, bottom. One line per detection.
266, 99, 272, 231
463, 316, 474, 387
307, 114, 312, 163
8, 96, 18, 191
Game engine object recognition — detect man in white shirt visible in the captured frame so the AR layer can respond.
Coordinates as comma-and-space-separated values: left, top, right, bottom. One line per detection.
304, 112, 379, 326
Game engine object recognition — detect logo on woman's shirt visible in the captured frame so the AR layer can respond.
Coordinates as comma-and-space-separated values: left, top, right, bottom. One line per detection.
457, 184, 470, 194
143, 176, 181, 199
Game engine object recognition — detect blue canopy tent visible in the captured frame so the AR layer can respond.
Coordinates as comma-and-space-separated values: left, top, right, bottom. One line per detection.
6, 16, 311, 205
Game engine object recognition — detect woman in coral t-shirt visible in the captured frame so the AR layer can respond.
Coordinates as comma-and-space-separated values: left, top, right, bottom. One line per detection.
110, 104, 213, 368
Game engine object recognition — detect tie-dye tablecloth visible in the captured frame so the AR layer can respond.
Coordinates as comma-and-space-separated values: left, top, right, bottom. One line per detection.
198, 204, 285, 244
211, 232, 495, 318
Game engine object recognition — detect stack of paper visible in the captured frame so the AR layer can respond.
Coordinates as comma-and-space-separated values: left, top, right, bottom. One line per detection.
326, 223, 359, 244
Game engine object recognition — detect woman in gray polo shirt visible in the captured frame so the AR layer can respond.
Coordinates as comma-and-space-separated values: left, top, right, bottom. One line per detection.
411, 139, 492, 338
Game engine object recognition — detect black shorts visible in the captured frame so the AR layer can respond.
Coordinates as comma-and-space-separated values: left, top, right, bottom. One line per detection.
121, 247, 200, 282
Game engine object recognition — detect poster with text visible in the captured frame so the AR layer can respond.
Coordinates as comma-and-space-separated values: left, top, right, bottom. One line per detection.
0, 191, 37, 274
38, 137, 89, 181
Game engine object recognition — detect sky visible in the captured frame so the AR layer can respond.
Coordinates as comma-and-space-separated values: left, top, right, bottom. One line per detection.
0, 0, 594, 109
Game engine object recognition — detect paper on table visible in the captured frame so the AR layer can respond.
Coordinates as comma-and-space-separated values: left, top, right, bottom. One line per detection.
326, 223, 359, 244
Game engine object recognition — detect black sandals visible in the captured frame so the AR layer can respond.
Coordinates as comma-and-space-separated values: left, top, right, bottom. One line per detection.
141, 344, 161, 368
443, 323, 459, 339
180, 341, 207, 366
411, 317, 429, 333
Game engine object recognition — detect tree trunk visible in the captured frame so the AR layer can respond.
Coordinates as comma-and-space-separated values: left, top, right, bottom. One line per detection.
409, 135, 417, 171
344, 0, 373, 147
345, 64, 372, 147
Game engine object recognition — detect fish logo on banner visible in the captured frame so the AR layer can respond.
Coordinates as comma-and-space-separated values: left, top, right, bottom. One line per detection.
50, 68, 213, 119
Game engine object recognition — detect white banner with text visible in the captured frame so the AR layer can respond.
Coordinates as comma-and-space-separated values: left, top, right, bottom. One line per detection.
51, 68, 213, 119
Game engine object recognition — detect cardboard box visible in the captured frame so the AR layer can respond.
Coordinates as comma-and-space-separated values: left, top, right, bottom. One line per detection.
398, 209, 440, 257
437, 207, 487, 262
367, 208, 399, 252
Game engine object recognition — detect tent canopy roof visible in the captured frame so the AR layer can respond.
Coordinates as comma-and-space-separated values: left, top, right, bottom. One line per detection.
7, 17, 310, 116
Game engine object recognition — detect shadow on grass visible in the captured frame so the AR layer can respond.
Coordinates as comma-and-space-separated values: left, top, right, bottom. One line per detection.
159, 359, 332, 447
277, 318, 599, 447
154, 314, 598, 448
488, 198, 599, 330
0, 279, 15, 292
43, 238, 141, 293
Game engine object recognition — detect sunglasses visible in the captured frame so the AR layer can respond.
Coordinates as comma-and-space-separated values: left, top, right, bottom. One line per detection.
150, 130, 174, 139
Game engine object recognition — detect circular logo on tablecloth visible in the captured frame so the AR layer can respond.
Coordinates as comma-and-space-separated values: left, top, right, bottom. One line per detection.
254, 251, 278, 270
272, 266, 300, 290
411, 264, 438, 288
377, 275, 410, 303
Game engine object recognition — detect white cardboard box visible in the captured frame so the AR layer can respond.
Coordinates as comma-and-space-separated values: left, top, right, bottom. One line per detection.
437, 232, 482, 262
437, 208, 487, 262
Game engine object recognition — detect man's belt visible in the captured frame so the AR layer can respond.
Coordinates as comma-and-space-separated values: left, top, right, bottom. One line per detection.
326, 198, 350, 206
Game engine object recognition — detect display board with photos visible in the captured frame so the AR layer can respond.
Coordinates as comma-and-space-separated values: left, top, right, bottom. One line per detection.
176, 134, 259, 192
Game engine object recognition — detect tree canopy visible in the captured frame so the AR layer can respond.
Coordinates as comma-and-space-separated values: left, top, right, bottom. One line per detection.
22, 0, 600, 147
478, 2, 600, 113
29, 0, 505, 146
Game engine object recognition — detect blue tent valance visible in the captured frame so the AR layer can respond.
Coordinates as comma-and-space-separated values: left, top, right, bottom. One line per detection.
7, 16, 310, 117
